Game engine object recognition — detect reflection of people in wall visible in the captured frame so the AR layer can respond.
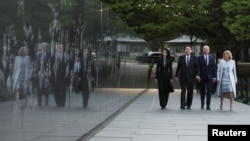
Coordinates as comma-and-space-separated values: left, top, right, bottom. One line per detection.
147, 60, 154, 84
0, 61, 5, 88
79, 48, 91, 108
116, 54, 121, 70
36, 42, 51, 106
12, 47, 33, 101
72, 56, 81, 93
90, 56, 97, 92
51, 44, 69, 107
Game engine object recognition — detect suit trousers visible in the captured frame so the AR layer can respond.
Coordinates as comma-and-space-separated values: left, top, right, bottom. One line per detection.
82, 84, 90, 107
180, 79, 194, 107
81, 74, 90, 107
37, 86, 49, 106
73, 73, 80, 92
54, 80, 67, 106
199, 79, 212, 107
157, 79, 170, 108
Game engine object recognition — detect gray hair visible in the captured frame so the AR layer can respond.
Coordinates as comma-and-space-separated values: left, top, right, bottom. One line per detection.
203, 45, 210, 50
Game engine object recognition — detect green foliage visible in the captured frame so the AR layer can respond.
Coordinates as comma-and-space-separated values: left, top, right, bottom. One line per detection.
222, 0, 250, 41
101, 0, 250, 57
101, 0, 176, 41
102, 0, 224, 45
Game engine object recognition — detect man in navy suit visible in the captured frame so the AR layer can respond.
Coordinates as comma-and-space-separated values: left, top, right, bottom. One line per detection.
36, 42, 51, 106
175, 45, 200, 110
51, 44, 69, 107
198, 45, 216, 110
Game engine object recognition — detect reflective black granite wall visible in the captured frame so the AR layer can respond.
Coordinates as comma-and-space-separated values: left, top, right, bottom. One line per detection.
0, 0, 149, 140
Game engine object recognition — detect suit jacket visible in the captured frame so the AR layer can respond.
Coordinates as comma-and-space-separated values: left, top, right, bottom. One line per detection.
36, 51, 51, 73
198, 54, 216, 81
79, 55, 92, 91
51, 52, 69, 84
215, 59, 237, 97
155, 57, 173, 80
175, 55, 199, 83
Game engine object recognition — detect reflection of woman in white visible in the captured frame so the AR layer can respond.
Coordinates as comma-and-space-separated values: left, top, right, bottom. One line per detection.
12, 47, 32, 101
216, 50, 237, 111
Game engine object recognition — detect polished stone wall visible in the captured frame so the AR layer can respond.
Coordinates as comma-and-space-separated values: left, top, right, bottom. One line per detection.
0, 0, 148, 140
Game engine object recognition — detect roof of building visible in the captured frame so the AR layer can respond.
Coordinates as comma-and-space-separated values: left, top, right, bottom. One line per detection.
164, 35, 205, 43
104, 35, 146, 43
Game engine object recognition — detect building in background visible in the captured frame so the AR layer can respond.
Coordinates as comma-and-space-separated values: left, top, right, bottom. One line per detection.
164, 35, 205, 57
103, 34, 149, 57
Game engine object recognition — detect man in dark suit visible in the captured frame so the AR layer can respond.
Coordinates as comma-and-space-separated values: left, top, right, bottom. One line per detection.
175, 45, 200, 110
198, 45, 216, 110
36, 42, 51, 106
51, 44, 69, 107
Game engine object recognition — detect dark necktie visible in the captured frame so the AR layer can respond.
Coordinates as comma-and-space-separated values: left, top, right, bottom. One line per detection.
205, 55, 208, 65
164, 58, 166, 67
186, 56, 189, 65
84, 58, 87, 71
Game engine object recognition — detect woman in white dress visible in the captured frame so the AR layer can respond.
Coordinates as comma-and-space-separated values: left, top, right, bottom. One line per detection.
216, 50, 237, 111
12, 47, 33, 101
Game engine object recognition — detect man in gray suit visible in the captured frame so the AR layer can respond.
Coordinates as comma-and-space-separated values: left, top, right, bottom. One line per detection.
175, 45, 200, 110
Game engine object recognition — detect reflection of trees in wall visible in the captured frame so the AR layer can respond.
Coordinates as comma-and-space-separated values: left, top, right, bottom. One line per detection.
0, 0, 134, 97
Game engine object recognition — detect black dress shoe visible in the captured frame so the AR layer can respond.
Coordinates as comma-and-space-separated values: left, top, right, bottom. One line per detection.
187, 107, 191, 109
201, 105, 204, 109
180, 106, 185, 109
206, 107, 211, 110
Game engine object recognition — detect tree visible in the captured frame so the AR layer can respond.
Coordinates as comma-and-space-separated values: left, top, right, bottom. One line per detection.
222, 0, 250, 61
101, 0, 246, 57
101, 0, 178, 42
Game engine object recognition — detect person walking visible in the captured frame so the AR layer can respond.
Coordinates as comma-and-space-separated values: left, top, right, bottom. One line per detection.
215, 50, 237, 111
79, 48, 92, 108
155, 48, 173, 109
12, 47, 33, 102
36, 42, 51, 106
175, 45, 200, 110
197, 45, 216, 110
51, 44, 69, 107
